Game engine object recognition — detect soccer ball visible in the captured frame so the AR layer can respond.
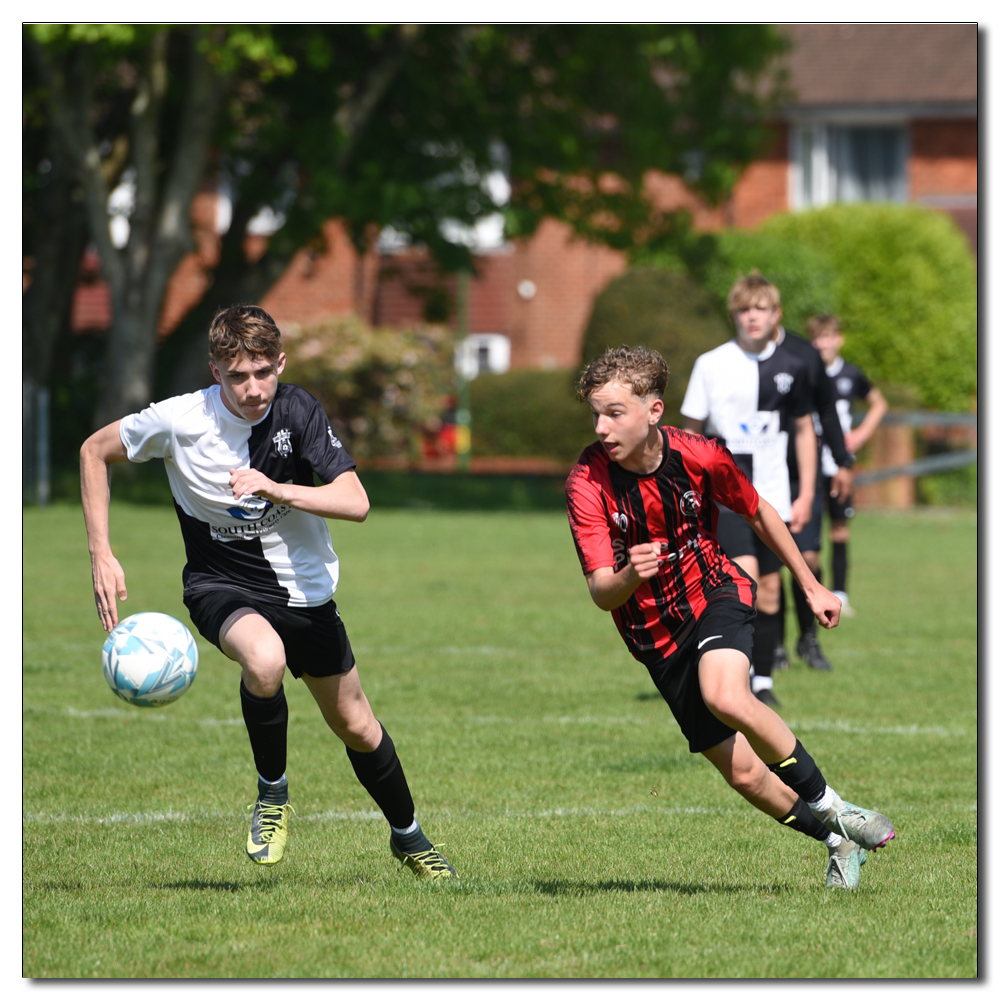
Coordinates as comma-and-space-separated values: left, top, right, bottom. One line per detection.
101, 612, 199, 707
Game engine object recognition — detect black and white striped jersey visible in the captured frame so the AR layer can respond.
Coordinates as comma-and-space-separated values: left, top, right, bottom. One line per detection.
119, 383, 357, 607
680, 338, 811, 520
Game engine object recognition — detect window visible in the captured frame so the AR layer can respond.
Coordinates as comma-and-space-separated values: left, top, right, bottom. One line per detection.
455, 334, 511, 380
792, 124, 907, 209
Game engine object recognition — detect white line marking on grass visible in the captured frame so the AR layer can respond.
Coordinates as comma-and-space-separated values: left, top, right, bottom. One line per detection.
788, 719, 970, 738
64, 706, 168, 722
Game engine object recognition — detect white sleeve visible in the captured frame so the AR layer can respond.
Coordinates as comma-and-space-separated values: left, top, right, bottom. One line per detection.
119, 399, 175, 463
680, 355, 710, 421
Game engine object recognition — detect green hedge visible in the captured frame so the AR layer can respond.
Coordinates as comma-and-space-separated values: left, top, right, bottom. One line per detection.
578, 267, 732, 423
470, 369, 595, 462
755, 204, 977, 411
694, 229, 841, 334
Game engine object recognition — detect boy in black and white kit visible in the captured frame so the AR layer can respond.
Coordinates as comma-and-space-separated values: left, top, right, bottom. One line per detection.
680, 272, 818, 708
809, 314, 888, 616
81, 305, 456, 879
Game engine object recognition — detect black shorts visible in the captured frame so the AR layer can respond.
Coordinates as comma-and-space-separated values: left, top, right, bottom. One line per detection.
640, 595, 756, 754
823, 476, 856, 521
183, 588, 356, 679
789, 478, 824, 554
715, 505, 783, 576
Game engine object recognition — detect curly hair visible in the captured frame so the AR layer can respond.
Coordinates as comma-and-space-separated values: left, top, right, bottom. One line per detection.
575, 345, 670, 401
208, 305, 283, 362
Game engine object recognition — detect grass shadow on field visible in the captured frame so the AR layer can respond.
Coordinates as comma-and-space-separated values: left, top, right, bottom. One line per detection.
533, 878, 793, 897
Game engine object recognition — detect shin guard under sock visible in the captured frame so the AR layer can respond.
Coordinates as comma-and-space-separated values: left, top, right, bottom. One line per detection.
777, 796, 831, 843
240, 680, 288, 783
767, 739, 827, 804
346, 723, 416, 830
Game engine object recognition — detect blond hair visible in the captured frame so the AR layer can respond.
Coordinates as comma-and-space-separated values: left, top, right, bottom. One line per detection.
726, 269, 782, 313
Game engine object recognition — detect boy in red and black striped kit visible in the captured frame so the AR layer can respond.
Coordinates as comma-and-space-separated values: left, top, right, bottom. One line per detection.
566, 346, 894, 889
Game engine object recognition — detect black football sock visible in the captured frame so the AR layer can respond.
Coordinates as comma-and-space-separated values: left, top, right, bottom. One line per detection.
832, 542, 848, 594
778, 579, 788, 648
776, 796, 831, 843
766, 739, 827, 803
240, 680, 288, 784
751, 610, 781, 688
345, 723, 416, 831
791, 570, 818, 642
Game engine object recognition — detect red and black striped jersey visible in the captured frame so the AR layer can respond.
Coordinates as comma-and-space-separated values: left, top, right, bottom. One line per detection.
565, 426, 759, 663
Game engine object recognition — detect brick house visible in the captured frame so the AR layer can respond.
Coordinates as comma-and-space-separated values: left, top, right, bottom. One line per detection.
70, 23, 978, 376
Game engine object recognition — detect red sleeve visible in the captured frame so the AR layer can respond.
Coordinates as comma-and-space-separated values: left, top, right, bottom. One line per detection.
565, 451, 617, 575
699, 436, 760, 518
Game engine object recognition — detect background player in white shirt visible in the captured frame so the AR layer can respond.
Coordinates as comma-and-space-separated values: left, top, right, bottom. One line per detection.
809, 314, 888, 616
80, 305, 456, 879
681, 273, 817, 708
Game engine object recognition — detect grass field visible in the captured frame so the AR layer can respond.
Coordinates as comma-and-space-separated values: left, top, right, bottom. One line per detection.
22, 502, 977, 979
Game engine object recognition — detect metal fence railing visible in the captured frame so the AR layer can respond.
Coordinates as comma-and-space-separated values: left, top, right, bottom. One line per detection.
853, 410, 977, 487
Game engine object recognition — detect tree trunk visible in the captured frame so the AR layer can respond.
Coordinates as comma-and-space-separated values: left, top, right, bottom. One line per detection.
30, 28, 226, 429
22, 131, 88, 387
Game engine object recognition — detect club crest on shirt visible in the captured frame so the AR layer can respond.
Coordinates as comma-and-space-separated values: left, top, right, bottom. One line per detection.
774, 372, 795, 394
612, 511, 628, 532
837, 377, 853, 395
272, 428, 293, 458
680, 491, 701, 516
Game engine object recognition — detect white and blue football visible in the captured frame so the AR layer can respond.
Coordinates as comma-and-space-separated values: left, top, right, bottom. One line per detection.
101, 612, 199, 707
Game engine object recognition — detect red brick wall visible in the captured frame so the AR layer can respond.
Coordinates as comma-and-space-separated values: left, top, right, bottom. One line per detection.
909, 119, 978, 195
728, 124, 790, 228
507, 219, 627, 369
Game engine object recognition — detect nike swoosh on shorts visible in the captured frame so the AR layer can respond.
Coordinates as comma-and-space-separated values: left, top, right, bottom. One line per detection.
697, 635, 724, 650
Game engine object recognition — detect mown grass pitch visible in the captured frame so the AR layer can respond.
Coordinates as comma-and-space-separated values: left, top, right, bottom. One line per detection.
23, 502, 977, 978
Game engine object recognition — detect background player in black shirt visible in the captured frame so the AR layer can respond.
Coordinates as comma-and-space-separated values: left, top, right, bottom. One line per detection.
809, 314, 888, 616
773, 319, 853, 674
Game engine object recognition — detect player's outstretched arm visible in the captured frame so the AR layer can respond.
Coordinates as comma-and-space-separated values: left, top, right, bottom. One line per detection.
744, 499, 842, 629
846, 387, 889, 454
585, 543, 661, 611
80, 421, 131, 632
229, 467, 370, 522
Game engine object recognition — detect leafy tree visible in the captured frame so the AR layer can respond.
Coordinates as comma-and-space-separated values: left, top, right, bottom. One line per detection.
25, 23, 790, 428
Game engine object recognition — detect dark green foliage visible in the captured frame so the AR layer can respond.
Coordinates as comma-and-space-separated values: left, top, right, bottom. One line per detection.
470, 370, 595, 462
758, 204, 978, 411
579, 268, 732, 424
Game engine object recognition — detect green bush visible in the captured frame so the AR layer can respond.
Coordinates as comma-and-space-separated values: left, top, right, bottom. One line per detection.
578, 267, 732, 424
694, 229, 841, 334
757, 203, 977, 411
469, 369, 595, 463
281, 315, 456, 458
